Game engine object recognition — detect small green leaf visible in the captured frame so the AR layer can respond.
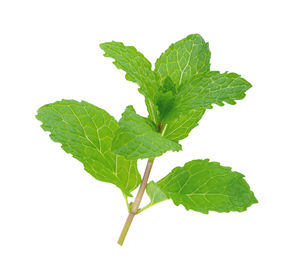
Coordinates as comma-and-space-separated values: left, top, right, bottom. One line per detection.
157, 159, 257, 213
160, 76, 177, 94
173, 71, 252, 113
156, 77, 177, 119
146, 181, 168, 206
156, 90, 175, 119
36, 100, 141, 196
100, 41, 159, 123
155, 34, 211, 87
112, 106, 181, 160
163, 109, 205, 142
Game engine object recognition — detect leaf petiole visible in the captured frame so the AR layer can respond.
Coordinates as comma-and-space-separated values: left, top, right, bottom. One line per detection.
123, 193, 131, 212
136, 203, 152, 214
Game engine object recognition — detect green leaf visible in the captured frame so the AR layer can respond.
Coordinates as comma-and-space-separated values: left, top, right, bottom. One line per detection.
157, 159, 257, 213
161, 71, 251, 141
36, 100, 141, 196
100, 41, 159, 123
146, 181, 168, 206
163, 109, 205, 142
111, 106, 181, 160
155, 34, 211, 87
172, 71, 252, 113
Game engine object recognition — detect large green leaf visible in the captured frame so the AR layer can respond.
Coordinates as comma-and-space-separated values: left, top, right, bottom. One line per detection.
112, 106, 181, 160
100, 41, 159, 123
36, 100, 141, 196
172, 71, 252, 114
155, 34, 211, 87
157, 159, 257, 213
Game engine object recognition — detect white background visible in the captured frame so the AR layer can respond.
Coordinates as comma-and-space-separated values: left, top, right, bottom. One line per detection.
1, 0, 299, 269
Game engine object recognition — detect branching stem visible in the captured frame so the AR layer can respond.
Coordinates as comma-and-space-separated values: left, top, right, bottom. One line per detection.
117, 158, 154, 245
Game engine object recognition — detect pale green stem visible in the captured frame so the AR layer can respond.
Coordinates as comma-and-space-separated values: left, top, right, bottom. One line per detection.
117, 158, 154, 246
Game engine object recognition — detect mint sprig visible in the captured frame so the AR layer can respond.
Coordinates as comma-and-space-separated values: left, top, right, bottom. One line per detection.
36, 34, 257, 246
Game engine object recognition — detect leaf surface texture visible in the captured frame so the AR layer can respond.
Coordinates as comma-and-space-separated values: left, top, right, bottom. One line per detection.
157, 159, 257, 213
100, 41, 159, 123
36, 100, 141, 196
155, 34, 211, 87
172, 71, 252, 114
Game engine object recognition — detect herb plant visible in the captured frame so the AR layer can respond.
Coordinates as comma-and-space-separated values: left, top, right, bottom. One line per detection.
36, 34, 257, 246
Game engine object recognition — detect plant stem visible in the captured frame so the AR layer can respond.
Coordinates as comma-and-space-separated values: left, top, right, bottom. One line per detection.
117, 158, 154, 246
